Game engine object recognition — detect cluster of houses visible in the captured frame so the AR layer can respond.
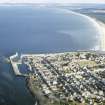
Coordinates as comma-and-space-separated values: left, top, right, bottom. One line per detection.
20, 52, 105, 104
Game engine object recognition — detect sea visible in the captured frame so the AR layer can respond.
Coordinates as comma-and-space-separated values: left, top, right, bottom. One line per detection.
0, 5, 101, 105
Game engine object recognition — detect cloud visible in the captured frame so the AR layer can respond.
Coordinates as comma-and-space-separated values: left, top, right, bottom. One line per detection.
0, 0, 105, 3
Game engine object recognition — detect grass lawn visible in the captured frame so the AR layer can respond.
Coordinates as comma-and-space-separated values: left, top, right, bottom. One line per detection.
78, 60, 97, 68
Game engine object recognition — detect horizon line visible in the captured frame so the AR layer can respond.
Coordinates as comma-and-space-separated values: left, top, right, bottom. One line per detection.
0, 2, 105, 4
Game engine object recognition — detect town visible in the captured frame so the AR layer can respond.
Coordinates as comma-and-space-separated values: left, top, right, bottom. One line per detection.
10, 52, 105, 105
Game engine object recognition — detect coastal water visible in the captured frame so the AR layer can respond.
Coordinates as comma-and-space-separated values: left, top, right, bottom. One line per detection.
0, 6, 101, 105
0, 6, 100, 54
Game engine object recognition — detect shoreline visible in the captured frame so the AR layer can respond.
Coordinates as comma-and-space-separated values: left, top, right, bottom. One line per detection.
25, 77, 40, 105
85, 15, 105, 51
96, 20, 105, 51
76, 11, 105, 51
70, 10, 105, 51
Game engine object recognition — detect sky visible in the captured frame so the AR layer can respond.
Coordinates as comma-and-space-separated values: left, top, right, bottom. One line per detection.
0, 0, 105, 3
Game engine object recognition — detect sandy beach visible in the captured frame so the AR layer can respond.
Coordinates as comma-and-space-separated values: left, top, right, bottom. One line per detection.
77, 12, 105, 51
97, 20, 105, 51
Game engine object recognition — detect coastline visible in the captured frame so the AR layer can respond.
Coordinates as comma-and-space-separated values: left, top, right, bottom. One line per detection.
65, 10, 104, 51
96, 20, 105, 51
25, 76, 61, 105
26, 77, 40, 105
86, 15, 105, 51
75, 10, 105, 51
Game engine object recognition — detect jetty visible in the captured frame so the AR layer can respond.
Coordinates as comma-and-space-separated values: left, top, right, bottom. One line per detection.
9, 53, 29, 77
10, 52, 22, 76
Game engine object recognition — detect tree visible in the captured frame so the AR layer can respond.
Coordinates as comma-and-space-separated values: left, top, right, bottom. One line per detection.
85, 53, 91, 60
